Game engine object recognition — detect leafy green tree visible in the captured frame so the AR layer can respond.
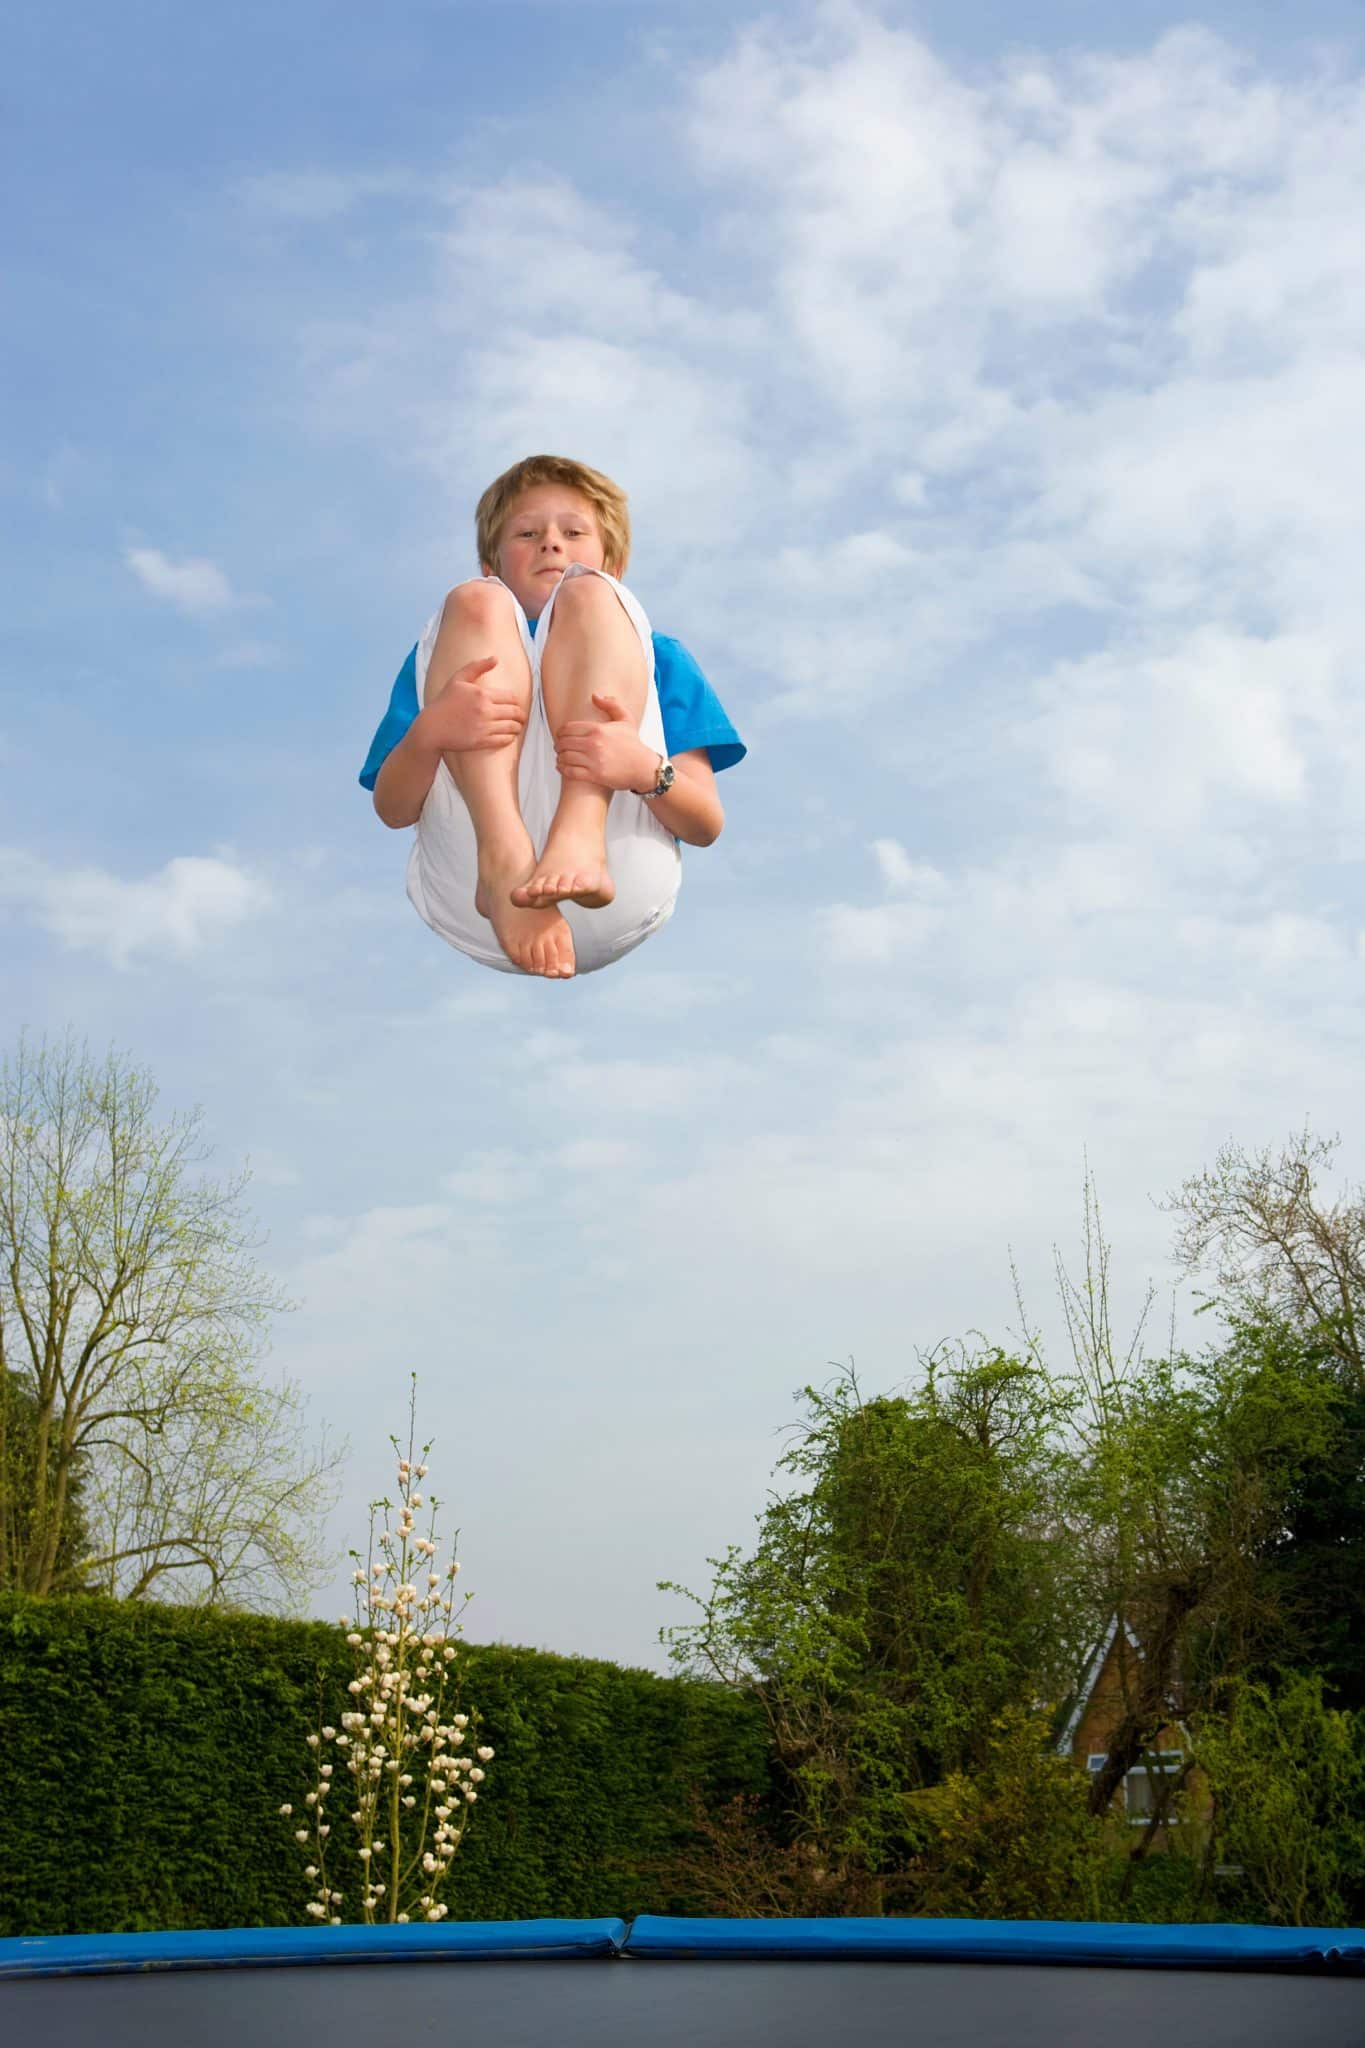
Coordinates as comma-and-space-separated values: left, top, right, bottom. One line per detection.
1063, 1323, 1341, 1827
912, 1707, 1119, 1922
1255, 1379, 1365, 1709
1163, 1131, 1365, 1704
1194, 1674, 1365, 1926
661, 1350, 1075, 1897
1027, 1185, 1345, 1829
0, 1034, 342, 1609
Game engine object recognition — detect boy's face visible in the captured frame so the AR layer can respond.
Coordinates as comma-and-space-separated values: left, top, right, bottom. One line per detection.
485, 485, 609, 616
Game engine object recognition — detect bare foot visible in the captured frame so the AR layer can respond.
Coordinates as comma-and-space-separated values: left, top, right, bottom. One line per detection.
510, 843, 615, 911
474, 853, 576, 978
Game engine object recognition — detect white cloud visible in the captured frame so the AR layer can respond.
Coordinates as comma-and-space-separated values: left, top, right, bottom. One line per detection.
0, 848, 270, 967
872, 839, 947, 897
125, 546, 236, 615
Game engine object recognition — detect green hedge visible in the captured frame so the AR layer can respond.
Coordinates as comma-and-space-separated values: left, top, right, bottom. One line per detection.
0, 1595, 768, 1936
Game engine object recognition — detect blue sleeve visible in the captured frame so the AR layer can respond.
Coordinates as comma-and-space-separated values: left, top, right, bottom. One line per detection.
359, 647, 420, 792
652, 634, 745, 773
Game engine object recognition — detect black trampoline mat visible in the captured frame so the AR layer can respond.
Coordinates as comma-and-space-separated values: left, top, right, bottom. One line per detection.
3, 1957, 1362, 2048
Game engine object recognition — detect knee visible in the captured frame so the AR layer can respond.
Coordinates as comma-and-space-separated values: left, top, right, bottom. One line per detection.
546, 569, 614, 622
444, 578, 517, 629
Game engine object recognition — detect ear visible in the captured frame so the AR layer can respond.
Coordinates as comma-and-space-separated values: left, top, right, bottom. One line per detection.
480, 562, 496, 577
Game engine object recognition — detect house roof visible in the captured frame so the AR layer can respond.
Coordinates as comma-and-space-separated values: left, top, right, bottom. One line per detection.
1054, 1614, 1143, 1757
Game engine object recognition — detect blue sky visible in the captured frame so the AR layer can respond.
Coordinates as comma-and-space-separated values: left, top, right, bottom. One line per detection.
5, 0, 1365, 1666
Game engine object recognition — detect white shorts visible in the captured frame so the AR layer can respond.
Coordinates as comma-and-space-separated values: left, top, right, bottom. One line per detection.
405, 565, 682, 976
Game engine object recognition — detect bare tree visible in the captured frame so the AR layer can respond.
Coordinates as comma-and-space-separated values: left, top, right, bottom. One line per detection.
1164, 1128, 1365, 1383
0, 1034, 343, 1608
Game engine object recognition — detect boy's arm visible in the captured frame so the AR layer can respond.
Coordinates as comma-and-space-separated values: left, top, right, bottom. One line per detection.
373, 654, 525, 828
554, 696, 726, 847
373, 715, 444, 828
640, 748, 724, 847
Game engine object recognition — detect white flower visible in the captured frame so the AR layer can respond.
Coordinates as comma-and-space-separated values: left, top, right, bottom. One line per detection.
469, 1769, 485, 1784
453, 1715, 468, 1729
465, 1789, 477, 1803
307, 1902, 326, 1919
422, 1853, 437, 1873
346, 1633, 362, 1648
417, 1464, 428, 1478
294, 1829, 309, 1843
318, 1824, 330, 1837
322, 1727, 336, 1741
279, 1804, 293, 1817
305, 1865, 318, 1879
426, 1908, 442, 1921
330, 1917, 341, 1926
403, 1795, 416, 1808
306, 1734, 320, 1749
358, 1847, 372, 1861
348, 1680, 363, 1695
397, 1913, 410, 1925
477, 1746, 494, 1761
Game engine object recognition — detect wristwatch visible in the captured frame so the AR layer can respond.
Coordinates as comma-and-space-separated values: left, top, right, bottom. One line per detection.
634, 755, 675, 799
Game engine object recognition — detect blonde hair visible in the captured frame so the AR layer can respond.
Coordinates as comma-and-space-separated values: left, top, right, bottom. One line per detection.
475, 455, 631, 577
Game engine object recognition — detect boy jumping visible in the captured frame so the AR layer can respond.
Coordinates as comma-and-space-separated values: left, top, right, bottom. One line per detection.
360, 455, 745, 978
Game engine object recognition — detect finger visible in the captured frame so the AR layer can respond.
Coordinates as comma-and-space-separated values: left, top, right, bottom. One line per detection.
590, 693, 626, 719
459, 655, 499, 680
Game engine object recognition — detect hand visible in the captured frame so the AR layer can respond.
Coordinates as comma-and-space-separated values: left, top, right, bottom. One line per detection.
419, 655, 527, 754
556, 693, 658, 791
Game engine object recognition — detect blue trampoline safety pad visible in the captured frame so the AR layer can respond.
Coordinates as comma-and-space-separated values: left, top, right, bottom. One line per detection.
0, 1917, 627, 1980
624, 1915, 1365, 1971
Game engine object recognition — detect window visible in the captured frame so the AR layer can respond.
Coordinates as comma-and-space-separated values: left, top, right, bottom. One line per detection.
1123, 1750, 1183, 1822
1081, 1750, 1184, 1820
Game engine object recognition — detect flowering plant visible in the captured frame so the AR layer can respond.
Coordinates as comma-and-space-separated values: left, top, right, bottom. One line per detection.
281, 1386, 493, 1924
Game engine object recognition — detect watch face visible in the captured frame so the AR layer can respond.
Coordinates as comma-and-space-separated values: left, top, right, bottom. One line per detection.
660, 763, 676, 791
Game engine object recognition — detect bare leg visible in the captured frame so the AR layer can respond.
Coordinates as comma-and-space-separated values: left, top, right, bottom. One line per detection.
512, 573, 648, 910
425, 582, 576, 978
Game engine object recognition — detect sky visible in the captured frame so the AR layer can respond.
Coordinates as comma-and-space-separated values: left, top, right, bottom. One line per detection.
4, 0, 1365, 1669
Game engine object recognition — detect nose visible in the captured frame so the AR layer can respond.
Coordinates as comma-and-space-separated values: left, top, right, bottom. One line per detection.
539, 527, 565, 552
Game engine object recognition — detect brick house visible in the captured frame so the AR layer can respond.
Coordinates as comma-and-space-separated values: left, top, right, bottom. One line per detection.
1055, 1615, 1205, 1833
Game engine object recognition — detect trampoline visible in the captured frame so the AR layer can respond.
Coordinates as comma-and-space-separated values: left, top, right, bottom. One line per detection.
3, 1914, 1363, 2047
